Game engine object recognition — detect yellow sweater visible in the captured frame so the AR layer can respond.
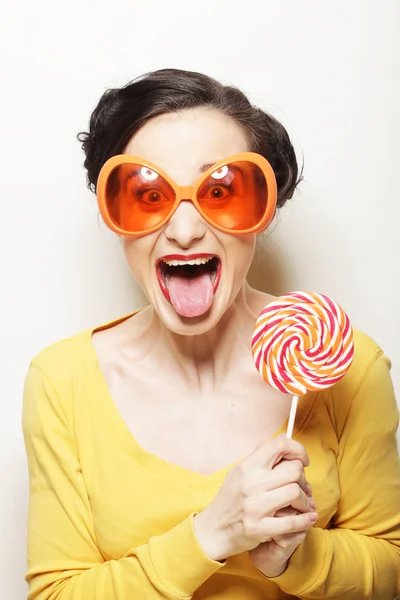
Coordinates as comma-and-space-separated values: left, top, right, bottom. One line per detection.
22, 317, 400, 599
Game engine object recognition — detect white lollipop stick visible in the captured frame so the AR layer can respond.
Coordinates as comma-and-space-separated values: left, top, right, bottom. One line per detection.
286, 396, 299, 439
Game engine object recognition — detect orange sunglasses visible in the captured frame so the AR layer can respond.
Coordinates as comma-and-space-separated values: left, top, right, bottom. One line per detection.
96, 152, 277, 237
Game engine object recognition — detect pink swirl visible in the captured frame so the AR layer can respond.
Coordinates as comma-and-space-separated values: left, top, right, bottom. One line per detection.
251, 291, 354, 395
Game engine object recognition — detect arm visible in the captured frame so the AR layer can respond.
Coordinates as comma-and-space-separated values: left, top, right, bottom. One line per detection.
22, 364, 223, 600
268, 349, 400, 598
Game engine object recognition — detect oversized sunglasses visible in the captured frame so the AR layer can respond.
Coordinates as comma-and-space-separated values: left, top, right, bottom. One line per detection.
96, 152, 277, 237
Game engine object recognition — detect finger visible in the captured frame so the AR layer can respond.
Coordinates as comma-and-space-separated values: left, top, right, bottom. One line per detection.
275, 495, 317, 518
268, 483, 314, 514
275, 506, 298, 518
249, 530, 308, 566
272, 530, 308, 547
248, 436, 310, 470
244, 459, 307, 496
246, 483, 314, 518
257, 511, 318, 540
269, 459, 308, 493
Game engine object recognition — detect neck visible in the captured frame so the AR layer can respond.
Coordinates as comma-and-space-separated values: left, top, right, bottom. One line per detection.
141, 283, 271, 391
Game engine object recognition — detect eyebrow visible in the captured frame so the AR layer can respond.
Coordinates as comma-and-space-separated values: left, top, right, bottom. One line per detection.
126, 167, 142, 179
199, 162, 216, 173
126, 163, 217, 176
124, 162, 235, 181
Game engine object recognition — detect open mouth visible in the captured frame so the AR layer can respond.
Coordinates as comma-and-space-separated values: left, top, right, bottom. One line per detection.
156, 254, 221, 318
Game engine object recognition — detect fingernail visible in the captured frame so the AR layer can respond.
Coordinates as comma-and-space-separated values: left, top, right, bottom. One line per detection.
309, 498, 317, 510
310, 512, 318, 523
306, 483, 313, 495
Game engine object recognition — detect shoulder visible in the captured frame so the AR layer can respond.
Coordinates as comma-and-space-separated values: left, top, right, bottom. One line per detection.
342, 327, 386, 387
22, 329, 95, 429
29, 329, 93, 386
329, 327, 393, 437
24, 312, 137, 407
28, 312, 135, 382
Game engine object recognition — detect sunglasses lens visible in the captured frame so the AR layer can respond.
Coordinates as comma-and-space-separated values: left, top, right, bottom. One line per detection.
197, 161, 269, 231
104, 163, 175, 233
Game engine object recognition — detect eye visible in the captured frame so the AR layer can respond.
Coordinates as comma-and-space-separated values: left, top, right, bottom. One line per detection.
137, 189, 164, 204
204, 185, 231, 200
140, 167, 159, 181
211, 165, 229, 180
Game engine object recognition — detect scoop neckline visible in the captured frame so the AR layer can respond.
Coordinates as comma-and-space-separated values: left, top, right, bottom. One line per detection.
80, 312, 315, 493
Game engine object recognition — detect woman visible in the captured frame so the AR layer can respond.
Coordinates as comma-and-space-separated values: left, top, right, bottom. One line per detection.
23, 68, 400, 599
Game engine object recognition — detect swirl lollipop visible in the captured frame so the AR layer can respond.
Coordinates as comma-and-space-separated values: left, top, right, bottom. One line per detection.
251, 291, 354, 438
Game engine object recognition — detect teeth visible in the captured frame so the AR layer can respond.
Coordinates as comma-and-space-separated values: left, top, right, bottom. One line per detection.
162, 256, 215, 267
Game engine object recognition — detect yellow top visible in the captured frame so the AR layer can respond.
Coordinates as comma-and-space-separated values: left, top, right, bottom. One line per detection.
22, 317, 400, 599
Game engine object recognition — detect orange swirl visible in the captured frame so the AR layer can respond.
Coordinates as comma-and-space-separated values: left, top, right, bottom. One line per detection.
251, 291, 354, 395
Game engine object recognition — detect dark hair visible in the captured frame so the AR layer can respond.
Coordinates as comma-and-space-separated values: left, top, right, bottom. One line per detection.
77, 68, 302, 208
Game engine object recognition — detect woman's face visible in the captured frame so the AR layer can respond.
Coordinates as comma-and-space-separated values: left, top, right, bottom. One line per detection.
123, 108, 257, 335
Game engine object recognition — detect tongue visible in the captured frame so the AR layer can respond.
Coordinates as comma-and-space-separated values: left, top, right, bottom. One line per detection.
168, 271, 214, 317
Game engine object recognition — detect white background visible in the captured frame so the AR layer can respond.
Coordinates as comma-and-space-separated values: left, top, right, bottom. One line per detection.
1, 1, 399, 597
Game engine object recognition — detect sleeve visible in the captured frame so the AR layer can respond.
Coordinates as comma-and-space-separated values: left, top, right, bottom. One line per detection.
22, 364, 223, 600
270, 350, 400, 599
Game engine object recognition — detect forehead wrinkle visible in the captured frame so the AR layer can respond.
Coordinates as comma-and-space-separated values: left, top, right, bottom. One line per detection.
124, 109, 249, 182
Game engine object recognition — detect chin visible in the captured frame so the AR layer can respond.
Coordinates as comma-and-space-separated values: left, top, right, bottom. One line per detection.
154, 297, 227, 336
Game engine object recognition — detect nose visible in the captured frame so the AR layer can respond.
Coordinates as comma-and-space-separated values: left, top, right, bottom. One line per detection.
163, 201, 207, 248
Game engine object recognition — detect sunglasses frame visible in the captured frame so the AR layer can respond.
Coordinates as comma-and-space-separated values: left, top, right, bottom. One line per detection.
96, 151, 277, 237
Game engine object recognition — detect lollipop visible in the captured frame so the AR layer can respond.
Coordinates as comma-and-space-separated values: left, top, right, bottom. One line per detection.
251, 291, 354, 438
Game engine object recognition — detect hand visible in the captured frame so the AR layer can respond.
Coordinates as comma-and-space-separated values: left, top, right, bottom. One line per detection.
249, 503, 317, 578
193, 436, 317, 561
